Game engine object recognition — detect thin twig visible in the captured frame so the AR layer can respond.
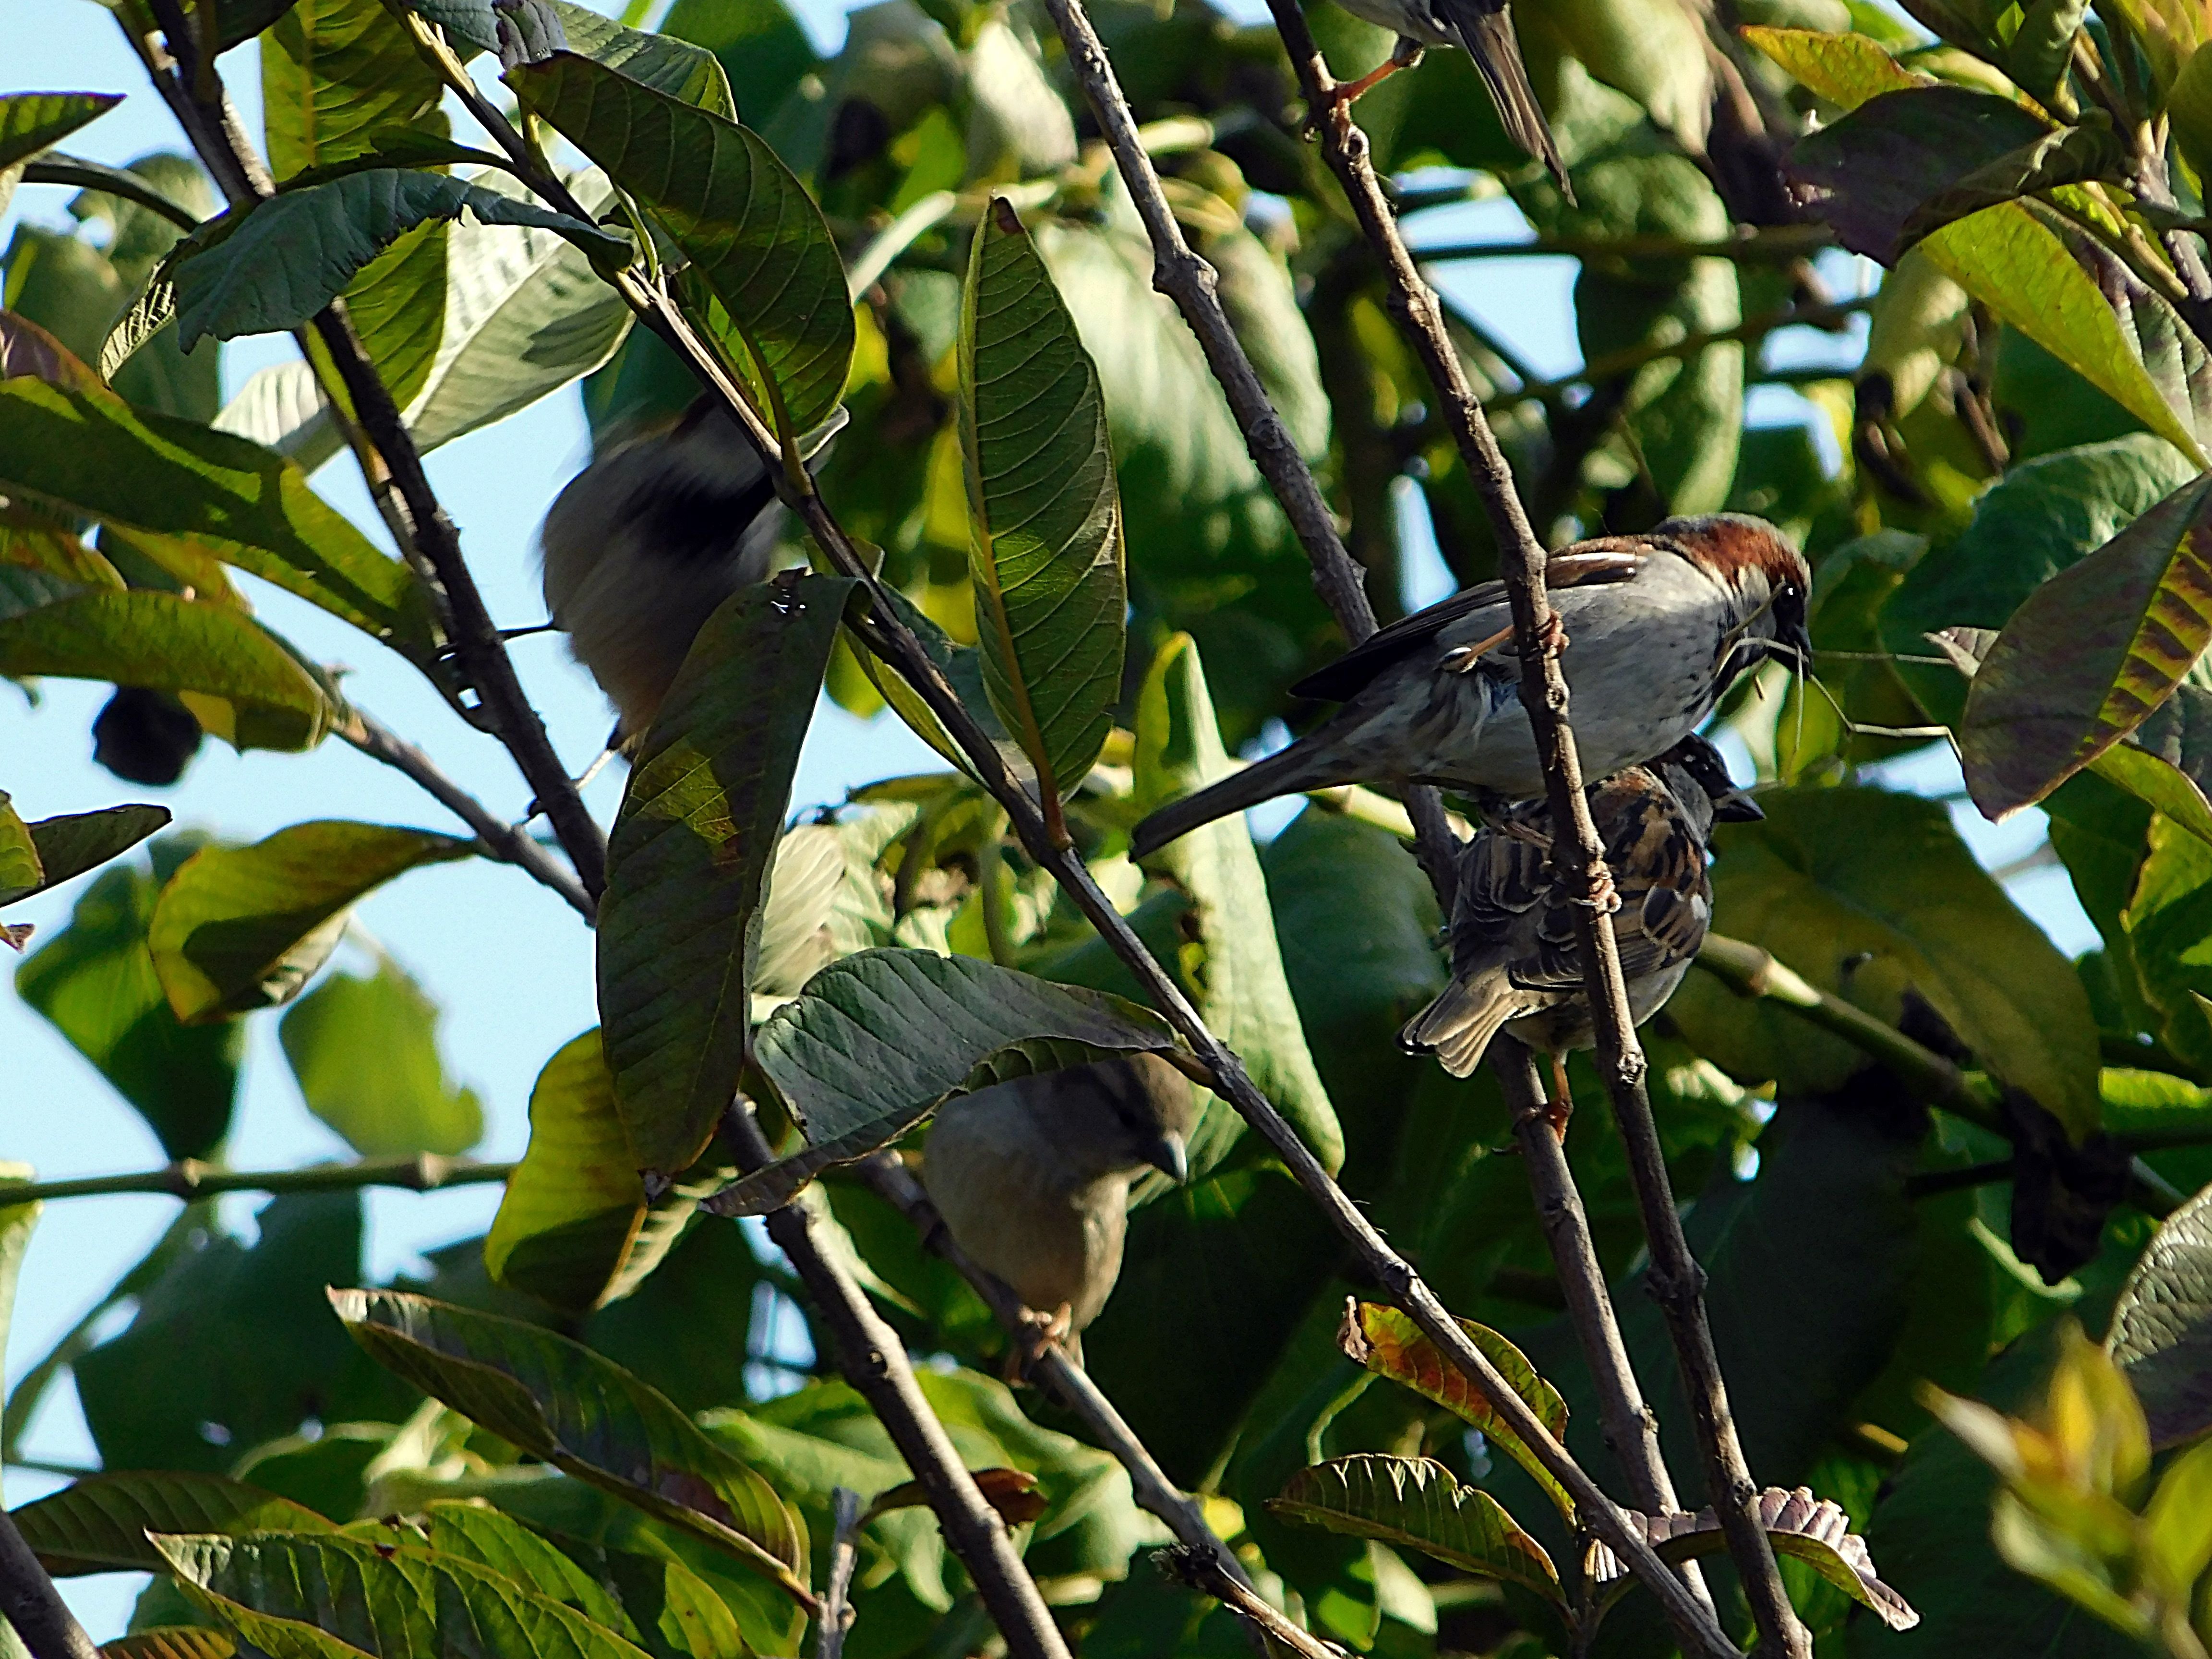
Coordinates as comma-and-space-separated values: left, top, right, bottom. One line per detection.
19, 155, 204, 230
1257, 9, 1804, 1654
1158, 1544, 1345, 1659
1, 1155, 517, 1207
816, 1487, 861, 1659
1488, 297, 1874, 413
1032, 0, 1378, 635
338, 708, 597, 922
854, 1154, 1254, 1591
120, 10, 609, 900
1411, 226, 1836, 264
0, 1508, 97, 1659
721, 1106, 1075, 1659
1493, 1039, 1712, 1613
415, 29, 1740, 1650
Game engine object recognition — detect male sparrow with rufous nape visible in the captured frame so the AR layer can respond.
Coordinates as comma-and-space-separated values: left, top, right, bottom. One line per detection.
1129, 513, 1809, 861
1400, 733, 1760, 1127
920, 1053, 1196, 1369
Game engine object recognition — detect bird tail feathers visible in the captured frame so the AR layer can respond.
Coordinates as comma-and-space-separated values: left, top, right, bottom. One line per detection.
1129, 741, 1349, 860
1400, 978, 1523, 1079
1450, 4, 1571, 199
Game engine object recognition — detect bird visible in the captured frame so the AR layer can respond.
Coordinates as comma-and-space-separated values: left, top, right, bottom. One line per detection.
1323, 0, 1568, 195
1129, 513, 1810, 861
921, 1053, 1197, 1367
538, 397, 792, 745
1399, 732, 1761, 1123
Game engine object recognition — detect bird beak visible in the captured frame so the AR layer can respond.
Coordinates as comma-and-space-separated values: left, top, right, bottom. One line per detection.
1712, 787, 1765, 824
1142, 1132, 1189, 1183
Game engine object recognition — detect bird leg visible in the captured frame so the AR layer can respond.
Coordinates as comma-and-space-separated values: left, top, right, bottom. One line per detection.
1546, 1052, 1574, 1141
1328, 36, 1425, 107
1008, 1301, 1079, 1382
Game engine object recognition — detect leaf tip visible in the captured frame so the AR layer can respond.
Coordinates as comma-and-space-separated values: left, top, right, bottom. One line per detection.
989, 196, 1025, 237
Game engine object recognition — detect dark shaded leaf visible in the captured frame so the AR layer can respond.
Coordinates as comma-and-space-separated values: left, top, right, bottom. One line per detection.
279, 962, 484, 1156
147, 821, 468, 1022
1961, 470, 2212, 818
330, 1288, 810, 1599
1, 803, 171, 908
169, 170, 626, 348
508, 52, 852, 434
10, 1473, 333, 1575
959, 197, 1124, 826
1271, 1455, 1562, 1602
2107, 1178, 2212, 1447
14, 848, 242, 1158
546, 0, 736, 117
596, 576, 855, 1177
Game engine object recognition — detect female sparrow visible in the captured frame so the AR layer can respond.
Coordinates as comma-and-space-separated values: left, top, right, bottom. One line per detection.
1129, 513, 1808, 860
539, 397, 788, 743
1326, 0, 1567, 194
1401, 733, 1759, 1117
922, 1053, 1196, 1367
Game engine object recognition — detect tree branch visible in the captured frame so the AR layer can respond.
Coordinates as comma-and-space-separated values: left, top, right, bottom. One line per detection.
720, 1106, 1074, 1659
1493, 1038, 1712, 1613
1410, 226, 1836, 264
854, 1154, 1253, 1591
1253, 10, 1806, 1655
816, 1487, 861, 1659
338, 707, 597, 922
2, 1155, 516, 1207
1157, 1544, 1344, 1659
119, 9, 610, 900
0, 1509, 97, 1659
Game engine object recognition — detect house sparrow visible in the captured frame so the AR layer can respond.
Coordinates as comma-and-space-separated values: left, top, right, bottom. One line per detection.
1129, 514, 1808, 860
1400, 733, 1761, 1119
1324, 0, 1566, 194
539, 397, 788, 742
921, 1053, 1197, 1367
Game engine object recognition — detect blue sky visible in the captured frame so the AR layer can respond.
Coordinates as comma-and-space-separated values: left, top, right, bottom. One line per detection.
1, 0, 2090, 1638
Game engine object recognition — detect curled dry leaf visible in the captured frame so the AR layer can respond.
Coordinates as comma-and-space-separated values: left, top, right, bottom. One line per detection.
863, 1466, 1048, 1527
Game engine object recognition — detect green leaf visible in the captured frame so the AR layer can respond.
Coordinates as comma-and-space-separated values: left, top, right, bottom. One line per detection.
2106, 1178, 2212, 1448
0, 1165, 35, 1438
217, 0, 304, 49
14, 848, 242, 1159
0, 803, 172, 910
1784, 87, 2105, 262
0, 591, 332, 752
486, 1029, 698, 1312
101, 1632, 236, 1659
958, 197, 1125, 828
1270, 1455, 1563, 1603
660, 0, 819, 121
212, 361, 339, 473
404, 1500, 638, 1636
76, 1192, 406, 1473
279, 962, 484, 1157
2116, 816, 2212, 1068
147, 821, 470, 1022
507, 51, 853, 435
0, 794, 40, 907
0, 378, 442, 663
263, 0, 448, 181
597, 575, 855, 1177
1667, 788, 2103, 1135
155, 1531, 655, 1659
169, 170, 627, 349
1341, 1302, 1575, 1521
1540, 0, 1713, 146
10, 1474, 334, 1575
751, 945, 1179, 1149
1133, 634, 1343, 1177
0, 93, 122, 172
546, 0, 736, 118
2141, 1434, 2212, 1591
400, 168, 633, 453
329, 1288, 810, 1599
1961, 471, 2212, 817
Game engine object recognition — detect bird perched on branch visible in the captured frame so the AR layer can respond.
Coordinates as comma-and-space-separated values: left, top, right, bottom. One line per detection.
921, 1053, 1197, 1368
1400, 733, 1760, 1123
539, 397, 802, 744
1129, 513, 1808, 860
1326, 0, 1568, 195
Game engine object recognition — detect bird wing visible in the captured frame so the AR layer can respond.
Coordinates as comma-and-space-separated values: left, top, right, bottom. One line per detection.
1447, 800, 1553, 977
1290, 546, 1646, 704
1508, 771, 1712, 990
